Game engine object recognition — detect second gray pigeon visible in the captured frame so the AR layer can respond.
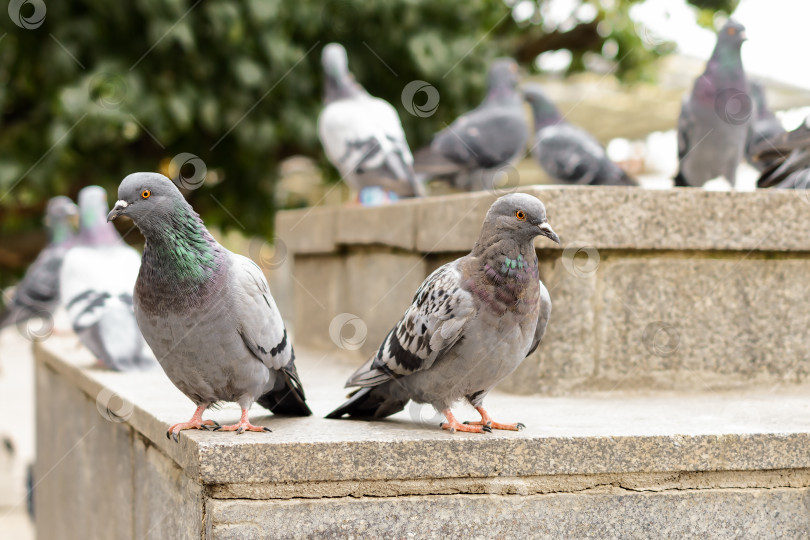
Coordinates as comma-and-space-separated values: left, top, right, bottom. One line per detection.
754, 115, 810, 189
0, 196, 77, 336
60, 186, 156, 371
745, 81, 786, 172
523, 84, 637, 186
675, 19, 749, 187
327, 193, 559, 433
414, 58, 529, 192
107, 172, 311, 441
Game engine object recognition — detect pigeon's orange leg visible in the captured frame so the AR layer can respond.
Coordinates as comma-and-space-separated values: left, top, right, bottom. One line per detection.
217, 408, 272, 435
441, 409, 491, 434
167, 405, 220, 442
464, 406, 525, 431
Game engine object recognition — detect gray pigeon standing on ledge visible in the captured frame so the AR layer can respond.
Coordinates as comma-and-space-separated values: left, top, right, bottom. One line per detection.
745, 81, 785, 172
523, 84, 637, 186
318, 43, 424, 202
414, 58, 529, 192
327, 193, 558, 433
0, 197, 77, 335
108, 172, 311, 441
60, 186, 155, 371
675, 19, 749, 187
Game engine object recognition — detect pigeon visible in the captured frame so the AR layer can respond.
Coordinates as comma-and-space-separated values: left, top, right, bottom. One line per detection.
754, 116, 810, 189
107, 172, 311, 440
523, 84, 637, 186
0, 197, 77, 335
675, 19, 749, 188
745, 81, 786, 172
59, 186, 155, 371
413, 58, 529, 192
318, 43, 423, 202
327, 193, 559, 433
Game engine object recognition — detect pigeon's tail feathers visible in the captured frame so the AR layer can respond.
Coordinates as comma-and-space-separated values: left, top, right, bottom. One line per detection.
673, 171, 690, 187
257, 355, 312, 416
325, 384, 408, 420
383, 152, 425, 198
345, 355, 394, 388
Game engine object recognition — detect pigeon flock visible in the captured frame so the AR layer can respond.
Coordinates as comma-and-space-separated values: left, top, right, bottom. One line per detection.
2, 18, 808, 440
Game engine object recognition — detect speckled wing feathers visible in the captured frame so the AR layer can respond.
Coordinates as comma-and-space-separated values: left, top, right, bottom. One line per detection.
346, 260, 475, 387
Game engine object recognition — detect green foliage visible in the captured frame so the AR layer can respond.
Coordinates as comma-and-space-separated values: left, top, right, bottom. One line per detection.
0, 0, 736, 243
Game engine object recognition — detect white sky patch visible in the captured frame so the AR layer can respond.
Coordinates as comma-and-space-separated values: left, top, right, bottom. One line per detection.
631, 0, 810, 90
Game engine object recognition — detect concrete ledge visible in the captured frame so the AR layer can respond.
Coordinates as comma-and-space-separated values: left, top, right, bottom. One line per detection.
275, 187, 810, 395
34, 337, 810, 538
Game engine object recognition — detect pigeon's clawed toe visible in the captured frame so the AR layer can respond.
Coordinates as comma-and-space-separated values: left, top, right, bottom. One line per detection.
217, 409, 272, 435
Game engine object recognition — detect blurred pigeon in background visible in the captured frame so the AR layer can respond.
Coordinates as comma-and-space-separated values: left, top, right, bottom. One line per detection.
327, 193, 558, 433
0, 197, 77, 336
523, 84, 637, 186
414, 58, 529, 192
318, 43, 424, 203
675, 19, 749, 188
745, 81, 786, 172
60, 186, 155, 371
107, 173, 311, 441
754, 116, 810, 189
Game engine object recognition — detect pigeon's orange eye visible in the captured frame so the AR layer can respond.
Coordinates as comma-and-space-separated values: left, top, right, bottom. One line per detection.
515, 210, 526, 221
727, 27, 736, 35
141, 189, 151, 199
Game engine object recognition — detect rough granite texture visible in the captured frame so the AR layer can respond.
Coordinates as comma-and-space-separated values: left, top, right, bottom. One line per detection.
276, 187, 810, 394
34, 332, 810, 538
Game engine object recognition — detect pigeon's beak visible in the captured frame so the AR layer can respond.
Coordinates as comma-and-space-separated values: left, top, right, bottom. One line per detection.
538, 222, 560, 244
739, 30, 747, 41
106, 200, 128, 222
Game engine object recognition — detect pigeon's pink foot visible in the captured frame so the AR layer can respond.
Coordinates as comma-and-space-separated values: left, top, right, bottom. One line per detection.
464, 406, 525, 432
440, 409, 491, 434
216, 408, 272, 435
167, 405, 219, 442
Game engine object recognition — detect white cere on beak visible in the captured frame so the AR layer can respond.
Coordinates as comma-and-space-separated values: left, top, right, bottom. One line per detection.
115, 200, 128, 208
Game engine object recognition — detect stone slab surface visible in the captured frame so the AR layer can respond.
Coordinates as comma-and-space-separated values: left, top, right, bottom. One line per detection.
35, 337, 810, 490
277, 186, 810, 254
208, 489, 810, 539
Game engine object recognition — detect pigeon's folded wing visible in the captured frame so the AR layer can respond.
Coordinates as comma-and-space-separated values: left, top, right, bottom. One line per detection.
0, 246, 63, 328
346, 260, 475, 388
233, 254, 293, 372
536, 124, 606, 184
526, 281, 552, 357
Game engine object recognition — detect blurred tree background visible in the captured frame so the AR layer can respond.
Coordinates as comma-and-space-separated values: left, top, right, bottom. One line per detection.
0, 0, 737, 285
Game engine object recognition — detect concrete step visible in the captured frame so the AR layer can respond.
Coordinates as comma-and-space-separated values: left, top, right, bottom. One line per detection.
34, 336, 810, 539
